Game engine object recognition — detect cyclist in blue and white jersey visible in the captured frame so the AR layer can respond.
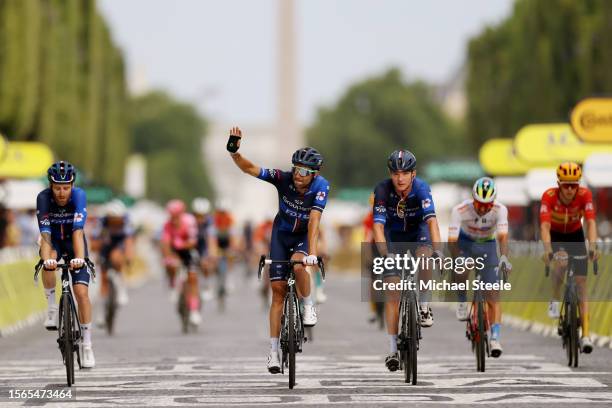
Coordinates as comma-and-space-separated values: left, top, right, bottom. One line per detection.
36, 161, 96, 368
227, 126, 330, 374
372, 150, 443, 371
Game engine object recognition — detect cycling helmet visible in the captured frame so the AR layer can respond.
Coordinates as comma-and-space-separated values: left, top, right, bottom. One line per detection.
47, 161, 76, 184
215, 198, 232, 211
472, 177, 497, 203
106, 199, 127, 218
557, 161, 582, 183
292, 147, 323, 170
387, 150, 416, 172
166, 199, 186, 216
192, 197, 211, 214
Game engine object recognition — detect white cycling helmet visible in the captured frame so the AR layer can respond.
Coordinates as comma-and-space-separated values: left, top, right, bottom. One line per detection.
215, 198, 232, 211
105, 199, 127, 218
192, 197, 211, 214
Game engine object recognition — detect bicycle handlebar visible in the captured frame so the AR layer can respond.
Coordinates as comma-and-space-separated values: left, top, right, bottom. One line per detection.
544, 252, 598, 277
34, 258, 96, 286
257, 255, 325, 281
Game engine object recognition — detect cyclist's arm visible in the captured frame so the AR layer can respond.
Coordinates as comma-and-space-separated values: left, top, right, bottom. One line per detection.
72, 230, 86, 260
496, 204, 510, 257
125, 236, 135, 262
540, 221, 553, 255
71, 189, 87, 260
497, 232, 509, 257
372, 223, 388, 256
426, 217, 442, 252
40, 233, 54, 261
36, 193, 54, 261
448, 205, 461, 257
230, 152, 260, 177
583, 189, 598, 254
586, 219, 598, 253
307, 210, 321, 256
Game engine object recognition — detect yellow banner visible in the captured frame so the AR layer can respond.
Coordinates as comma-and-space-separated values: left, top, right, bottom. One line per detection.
0, 142, 54, 178
514, 123, 612, 164
0, 134, 8, 162
479, 138, 532, 176
571, 98, 612, 143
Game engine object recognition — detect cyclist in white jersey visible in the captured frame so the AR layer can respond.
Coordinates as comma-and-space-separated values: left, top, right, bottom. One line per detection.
448, 177, 512, 357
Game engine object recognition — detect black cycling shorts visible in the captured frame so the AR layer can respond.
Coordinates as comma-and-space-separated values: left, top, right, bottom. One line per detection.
550, 228, 588, 276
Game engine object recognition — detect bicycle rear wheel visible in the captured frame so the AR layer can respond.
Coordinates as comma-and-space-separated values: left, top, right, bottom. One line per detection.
62, 295, 74, 386
476, 301, 486, 372
568, 301, 579, 367
288, 295, 296, 389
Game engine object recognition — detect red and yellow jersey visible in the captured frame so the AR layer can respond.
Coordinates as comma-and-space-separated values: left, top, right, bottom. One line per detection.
540, 187, 596, 234
214, 211, 234, 233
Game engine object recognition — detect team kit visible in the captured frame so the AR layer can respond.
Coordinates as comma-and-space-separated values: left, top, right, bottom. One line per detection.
36, 127, 599, 384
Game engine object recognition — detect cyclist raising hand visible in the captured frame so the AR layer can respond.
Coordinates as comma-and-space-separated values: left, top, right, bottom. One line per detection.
227, 126, 330, 374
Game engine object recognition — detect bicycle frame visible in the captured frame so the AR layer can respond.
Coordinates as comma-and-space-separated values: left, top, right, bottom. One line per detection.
398, 262, 420, 385
257, 255, 325, 389
34, 257, 96, 386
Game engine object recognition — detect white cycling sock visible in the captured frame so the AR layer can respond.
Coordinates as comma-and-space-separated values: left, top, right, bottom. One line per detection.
82, 323, 92, 346
419, 302, 429, 311
389, 335, 398, 353
302, 295, 313, 306
270, 337, 279, 352
45, 288, 56, 309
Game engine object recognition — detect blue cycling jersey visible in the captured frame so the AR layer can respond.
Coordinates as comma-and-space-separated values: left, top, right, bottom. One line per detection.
257, 168, 330, 233
373, 177, 436, 232
36, 187, 88, 242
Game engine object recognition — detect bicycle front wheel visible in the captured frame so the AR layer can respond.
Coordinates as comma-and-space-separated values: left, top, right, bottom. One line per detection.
476, 301, 486, 372
288, 295, 297, 389
568, 301, 579, 368
61, 295, 74, 386
408, 295, 418, 385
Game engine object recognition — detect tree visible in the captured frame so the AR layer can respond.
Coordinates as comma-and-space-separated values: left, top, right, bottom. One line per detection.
307, 68, 464, 189
466, 0, 612, 147
129, 91, 214, 204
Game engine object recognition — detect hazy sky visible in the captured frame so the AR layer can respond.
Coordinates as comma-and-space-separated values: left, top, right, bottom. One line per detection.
99, 0, 513, 124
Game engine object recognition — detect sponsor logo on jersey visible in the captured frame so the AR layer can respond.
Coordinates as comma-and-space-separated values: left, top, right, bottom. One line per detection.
74, 212, 84, 223
316, 191, 326, 201
422, 198, 432, 209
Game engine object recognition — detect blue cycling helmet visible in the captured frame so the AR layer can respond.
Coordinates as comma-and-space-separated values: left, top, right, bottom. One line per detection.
292, 147, 323, 170
47, 161, 76, 184
387, 150, 416, 172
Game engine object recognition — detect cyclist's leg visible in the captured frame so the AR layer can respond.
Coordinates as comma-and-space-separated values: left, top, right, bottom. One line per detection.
164, 254, 180, 289
268, 228, 290, 347
570, 242, 589, 339
108, 245, 130, 304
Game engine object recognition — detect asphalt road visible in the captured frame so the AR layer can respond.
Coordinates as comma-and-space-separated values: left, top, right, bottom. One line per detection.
1, 265, 611, 407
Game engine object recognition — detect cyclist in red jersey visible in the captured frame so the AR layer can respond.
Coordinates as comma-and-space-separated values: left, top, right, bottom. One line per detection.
540, 162, 599, 353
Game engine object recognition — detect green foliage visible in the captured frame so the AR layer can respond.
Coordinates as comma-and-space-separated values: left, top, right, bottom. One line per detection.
0, 0, 128, 189
307, 68, 464, 189
129, 91, 214, 204
466, 0, 612, 147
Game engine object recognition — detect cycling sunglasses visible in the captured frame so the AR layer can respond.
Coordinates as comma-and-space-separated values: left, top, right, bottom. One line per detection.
559, 182, 579, 190
292, 166, 317, 177
473, 200, 494, 213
